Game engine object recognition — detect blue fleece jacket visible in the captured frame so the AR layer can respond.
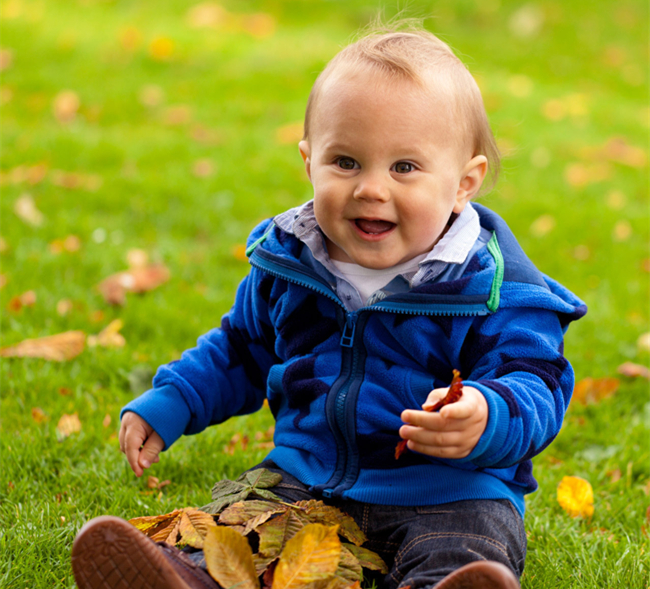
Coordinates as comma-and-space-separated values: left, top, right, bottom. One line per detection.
123, 204, 586, 516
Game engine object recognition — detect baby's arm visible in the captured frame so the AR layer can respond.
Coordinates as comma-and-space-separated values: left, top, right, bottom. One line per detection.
399, 385, 488, 459
119, 411, 165, 477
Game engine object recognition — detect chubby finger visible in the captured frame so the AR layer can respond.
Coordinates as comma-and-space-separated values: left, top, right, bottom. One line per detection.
399, 424, 466, 447
139, 431, 164, 470
405, 438, 471, 459
401, 408, 460, 431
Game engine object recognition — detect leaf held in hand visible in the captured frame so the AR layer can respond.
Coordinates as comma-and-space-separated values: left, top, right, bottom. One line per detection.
272, 524, 341, 589
395, 370, 463, 460
204, 525, 260, 589
0, 330, 86, 361
557, 476, 594, 518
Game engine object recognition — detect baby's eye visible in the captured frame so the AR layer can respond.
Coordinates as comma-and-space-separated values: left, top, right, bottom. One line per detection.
337, 157, 358, 170
393, 162, 414, 174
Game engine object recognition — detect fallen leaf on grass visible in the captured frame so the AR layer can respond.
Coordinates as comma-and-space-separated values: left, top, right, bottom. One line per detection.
204, 526, 260, 589
638, 332, 650, 353
87, 319, 126, 348
102, 414, 112, 428
97, 265, 170, 305
57, 412, 82, 438
186, 2, 228, 29
571, 377, 619, 405
7, 289, 36, 312
31, 407, 48, 423
147, 476, 171, 490
130, 508, 217, 549
272, 524, 341, 589
149, 37, 174, 61
617, 362, 650, 379
557, 476, 594, 518
0, 330, 86, 361
14, 193, 44, 226
53, 90, 80, 123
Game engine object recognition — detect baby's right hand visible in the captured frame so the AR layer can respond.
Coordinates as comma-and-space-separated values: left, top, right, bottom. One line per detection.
119, 411, 164, 477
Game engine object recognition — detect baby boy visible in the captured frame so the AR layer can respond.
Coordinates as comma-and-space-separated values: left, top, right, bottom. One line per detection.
71, 23, 586, 589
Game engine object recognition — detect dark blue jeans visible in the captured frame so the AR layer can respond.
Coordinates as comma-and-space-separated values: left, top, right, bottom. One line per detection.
188, 460, 526, 588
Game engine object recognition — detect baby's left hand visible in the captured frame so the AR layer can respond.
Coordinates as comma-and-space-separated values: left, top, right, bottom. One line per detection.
399, 386, 488, 459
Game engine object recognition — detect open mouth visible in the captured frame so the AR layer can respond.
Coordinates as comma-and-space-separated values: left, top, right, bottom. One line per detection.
354, 218, 396, 235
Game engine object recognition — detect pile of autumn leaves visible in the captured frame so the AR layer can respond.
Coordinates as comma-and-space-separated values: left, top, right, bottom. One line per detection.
129, 469, 388, 589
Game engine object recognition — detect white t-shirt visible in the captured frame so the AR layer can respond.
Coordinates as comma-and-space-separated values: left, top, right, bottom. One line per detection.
331, 253, 429, 305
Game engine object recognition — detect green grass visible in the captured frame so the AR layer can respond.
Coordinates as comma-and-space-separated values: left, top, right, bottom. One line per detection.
1, 0, 649, 587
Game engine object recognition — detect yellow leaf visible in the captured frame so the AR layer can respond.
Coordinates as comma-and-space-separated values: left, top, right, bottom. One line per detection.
557, 476, 594, 518
177, 508, 218, 549
57, 412, 82, 438
149, 37, 174, 61
87, 319, 126, 348
102, 413, 112, 428
272, 524, 341, 589
204, 526, 260, 589
232, 244, 248, 262
187, 2, 228, 29
130, 510, 182, 544
0, 330, 86, 361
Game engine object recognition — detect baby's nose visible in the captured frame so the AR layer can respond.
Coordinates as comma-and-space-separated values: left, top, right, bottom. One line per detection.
352, 173, 390, 202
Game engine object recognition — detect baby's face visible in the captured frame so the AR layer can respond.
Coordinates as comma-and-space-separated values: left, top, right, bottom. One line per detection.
300, 68, 486, 270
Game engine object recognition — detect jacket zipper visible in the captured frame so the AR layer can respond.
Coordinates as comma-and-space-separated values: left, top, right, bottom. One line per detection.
249, 247, 491, 499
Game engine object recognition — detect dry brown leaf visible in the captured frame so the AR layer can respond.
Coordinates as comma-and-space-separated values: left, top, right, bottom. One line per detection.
53, 90, 80, 123
31, 407, 48, 423
14, 193, 44, 226
8, 290, 37, 312
617, 362, 650, 379
98, 265, 170, 305
57, 412, 82, 438
102, 413, 112, 428
572, 377, 620, 405
603, 137, 647, 168
272, 524, 341, 589
87, 319, 126, 348
0, 330, 86, 361
204, 525, 260, 589
177, 509, 218, 549
130, 510, 182, 544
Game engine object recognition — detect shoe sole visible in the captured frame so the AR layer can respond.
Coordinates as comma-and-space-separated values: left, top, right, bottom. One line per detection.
435, 561, 520, 589
71, 516, 193, 589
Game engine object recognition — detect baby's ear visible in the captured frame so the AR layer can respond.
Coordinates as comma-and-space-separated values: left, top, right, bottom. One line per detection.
454, 155, 488, 213
299, 140, 312, 181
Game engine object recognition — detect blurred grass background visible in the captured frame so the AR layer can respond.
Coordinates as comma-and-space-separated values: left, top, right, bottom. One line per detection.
0, 0, 648, 587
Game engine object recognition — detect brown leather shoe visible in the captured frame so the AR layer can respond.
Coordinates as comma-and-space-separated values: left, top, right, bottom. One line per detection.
434, 561, 520, 589
71, 516, 219, 589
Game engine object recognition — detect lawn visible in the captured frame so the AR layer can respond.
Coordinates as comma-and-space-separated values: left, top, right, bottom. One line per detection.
1, 0, 648, 587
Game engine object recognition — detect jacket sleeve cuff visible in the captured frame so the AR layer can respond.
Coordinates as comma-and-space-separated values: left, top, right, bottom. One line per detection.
455, 380, 510, 465
120, 385, 191, 451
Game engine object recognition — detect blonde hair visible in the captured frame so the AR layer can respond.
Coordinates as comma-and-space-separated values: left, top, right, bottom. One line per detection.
303, 22, 500, 191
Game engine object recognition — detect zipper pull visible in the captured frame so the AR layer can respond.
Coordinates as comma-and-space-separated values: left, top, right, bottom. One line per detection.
340, 313, 357, 347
